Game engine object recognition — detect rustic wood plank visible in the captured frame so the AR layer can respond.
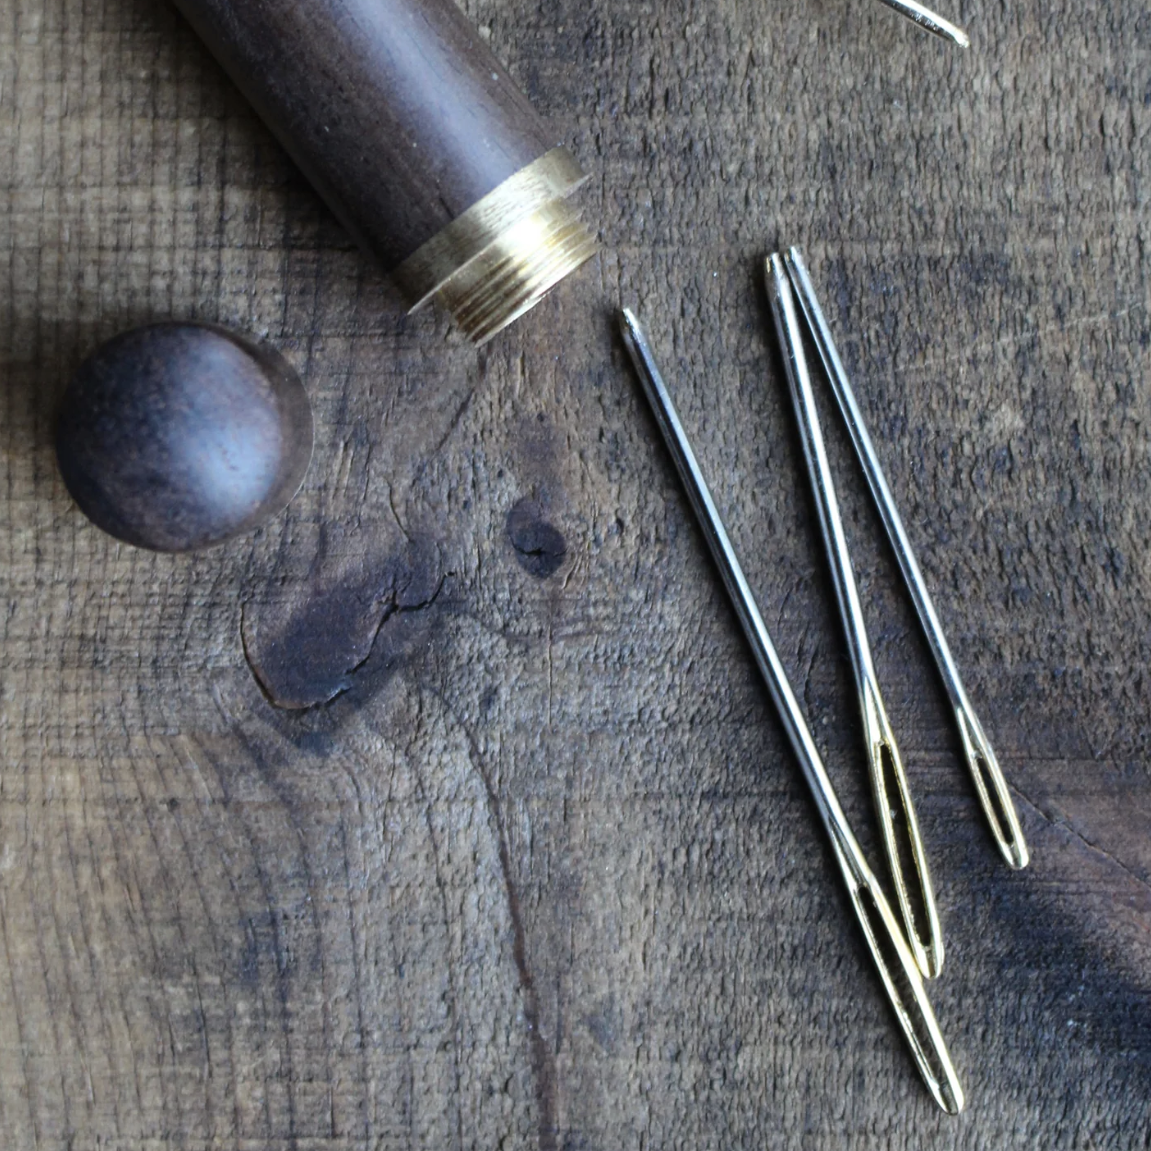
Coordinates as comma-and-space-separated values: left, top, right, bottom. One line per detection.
2, 0, 1151, 1146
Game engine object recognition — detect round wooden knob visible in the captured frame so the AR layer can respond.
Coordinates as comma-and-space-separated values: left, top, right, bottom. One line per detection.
56, 323, 314, 553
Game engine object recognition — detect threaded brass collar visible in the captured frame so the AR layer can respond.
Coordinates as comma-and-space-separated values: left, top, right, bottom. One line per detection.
393, 147, 597, 344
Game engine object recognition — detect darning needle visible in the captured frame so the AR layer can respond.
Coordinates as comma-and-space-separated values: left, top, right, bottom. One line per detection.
618, 306, 965, 1115
765, 254, 943, 980
783, 247, 1029, 870
872, 0, 971, 48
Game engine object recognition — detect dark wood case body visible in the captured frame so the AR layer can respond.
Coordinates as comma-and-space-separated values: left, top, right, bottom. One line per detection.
170, 0, 557, 269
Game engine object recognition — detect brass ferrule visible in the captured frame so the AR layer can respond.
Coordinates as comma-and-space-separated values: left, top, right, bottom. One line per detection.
393, 148, 598, 344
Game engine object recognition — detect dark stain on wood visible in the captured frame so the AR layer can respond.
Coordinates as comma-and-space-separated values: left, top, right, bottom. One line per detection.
241, 538, 446, 709
507, 497, 567, 579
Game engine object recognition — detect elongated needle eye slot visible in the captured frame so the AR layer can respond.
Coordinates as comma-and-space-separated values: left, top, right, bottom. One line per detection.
881, 743, 931, 946
974, 750, 1016, 848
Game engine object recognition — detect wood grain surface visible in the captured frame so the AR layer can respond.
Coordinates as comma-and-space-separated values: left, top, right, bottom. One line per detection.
2, 0, 1151, 1146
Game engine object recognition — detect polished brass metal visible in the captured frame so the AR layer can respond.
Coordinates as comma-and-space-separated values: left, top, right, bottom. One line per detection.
438, 198, 599, 344
394, 147, 597, 342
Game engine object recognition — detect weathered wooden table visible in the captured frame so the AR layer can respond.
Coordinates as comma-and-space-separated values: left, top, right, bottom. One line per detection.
2, 0, 1150, 1145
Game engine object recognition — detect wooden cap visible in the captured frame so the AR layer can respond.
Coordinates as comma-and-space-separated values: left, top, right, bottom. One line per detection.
56, 323, 313, 553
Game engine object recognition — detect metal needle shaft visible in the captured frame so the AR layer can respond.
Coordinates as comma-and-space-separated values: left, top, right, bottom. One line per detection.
871, 0, 971, 47
766, 254, 944, 980
619, 306, 964, 1115
783, 247, 1029, 871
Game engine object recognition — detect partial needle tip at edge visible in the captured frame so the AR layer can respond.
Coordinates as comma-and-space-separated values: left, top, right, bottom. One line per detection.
619, 307, 652, 370
873, 0, 971, 47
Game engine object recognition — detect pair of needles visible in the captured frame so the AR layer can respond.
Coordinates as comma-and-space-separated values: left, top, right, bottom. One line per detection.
768, 251, 943, 982
618, 250, 1027, 1112
774, 249, 1028, 881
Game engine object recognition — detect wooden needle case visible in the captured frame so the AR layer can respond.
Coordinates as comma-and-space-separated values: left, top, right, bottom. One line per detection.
171, 0, 596, 342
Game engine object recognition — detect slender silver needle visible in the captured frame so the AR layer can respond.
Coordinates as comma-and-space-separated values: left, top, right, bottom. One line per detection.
783, 247, 1029, 871
872, 0, 971, 47
766, 254, 944, 979
618, 306, 964, 1115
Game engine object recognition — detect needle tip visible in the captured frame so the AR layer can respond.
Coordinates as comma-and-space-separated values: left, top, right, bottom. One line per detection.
618, 308, 653, 380
921, 15, 969, 47
765, 254, 791, 307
